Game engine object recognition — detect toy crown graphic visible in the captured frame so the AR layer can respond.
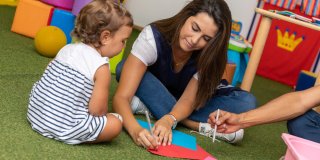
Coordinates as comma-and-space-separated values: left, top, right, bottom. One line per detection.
276, 27, 304, 52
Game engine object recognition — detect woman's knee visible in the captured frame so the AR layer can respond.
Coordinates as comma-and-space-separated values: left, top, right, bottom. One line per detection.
224, 91, 257, 113
242, 92, 257, 110
231, 90, 257, 111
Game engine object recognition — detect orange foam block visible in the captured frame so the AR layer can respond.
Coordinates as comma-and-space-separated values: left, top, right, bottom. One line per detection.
11, 0, 54, 38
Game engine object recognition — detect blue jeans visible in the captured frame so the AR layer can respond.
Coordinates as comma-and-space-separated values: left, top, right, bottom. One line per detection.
287, 109, 320, 143
116, 60, 257, 122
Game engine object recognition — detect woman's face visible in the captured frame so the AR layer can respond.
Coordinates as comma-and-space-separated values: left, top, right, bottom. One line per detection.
179, 12, 218, 52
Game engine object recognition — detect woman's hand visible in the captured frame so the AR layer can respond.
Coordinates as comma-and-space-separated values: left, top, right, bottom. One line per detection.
207, 110, 244, 133
153, 115, 173, 146
130, 126, 159, 150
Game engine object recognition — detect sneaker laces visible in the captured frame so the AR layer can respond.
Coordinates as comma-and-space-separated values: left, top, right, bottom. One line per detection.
191, 122, 243, 144
190, 130, 221, 143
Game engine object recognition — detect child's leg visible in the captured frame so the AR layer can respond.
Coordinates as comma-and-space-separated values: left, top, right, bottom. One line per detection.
90, 113, 123, 143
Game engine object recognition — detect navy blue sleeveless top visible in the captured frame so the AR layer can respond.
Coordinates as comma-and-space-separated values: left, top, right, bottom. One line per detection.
148, 25, 198, 99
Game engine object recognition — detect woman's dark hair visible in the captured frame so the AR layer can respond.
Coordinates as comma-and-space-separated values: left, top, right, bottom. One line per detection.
72, 0, 133, 48
152, 0, 232, 109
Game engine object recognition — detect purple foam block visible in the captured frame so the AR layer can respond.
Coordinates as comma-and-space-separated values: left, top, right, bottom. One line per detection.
72, 0, 92, 16
41, 0, 74, 10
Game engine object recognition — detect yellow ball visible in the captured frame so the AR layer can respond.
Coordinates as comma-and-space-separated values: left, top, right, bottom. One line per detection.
34, 26, 67, 58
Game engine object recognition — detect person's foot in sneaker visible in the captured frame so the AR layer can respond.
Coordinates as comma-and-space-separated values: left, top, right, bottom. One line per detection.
198, 122, 244, 143
130, 96, 153, 118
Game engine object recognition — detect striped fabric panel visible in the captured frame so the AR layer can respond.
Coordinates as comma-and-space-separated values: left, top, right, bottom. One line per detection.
284, 0, 298, 10
264, 0, 299, 10
27, 60, 106, 144
270, 0, 278, 5
314, 0, 320, 16
301, 0, 320, 16
276, 0, 285, 6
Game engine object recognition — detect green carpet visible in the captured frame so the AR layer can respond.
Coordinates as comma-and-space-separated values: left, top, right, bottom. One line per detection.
0, 5, 293, 160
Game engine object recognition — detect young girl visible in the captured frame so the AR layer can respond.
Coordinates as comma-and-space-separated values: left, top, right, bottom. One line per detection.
113, 0, 256, 149
27, 0, 133, 144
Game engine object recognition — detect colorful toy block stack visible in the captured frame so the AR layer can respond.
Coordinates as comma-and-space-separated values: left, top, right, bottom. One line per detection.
10, 0, 125, 74
11, 0, 75, 42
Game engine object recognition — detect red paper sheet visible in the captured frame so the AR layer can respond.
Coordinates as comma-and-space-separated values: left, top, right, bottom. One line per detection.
148, 144, 216, 160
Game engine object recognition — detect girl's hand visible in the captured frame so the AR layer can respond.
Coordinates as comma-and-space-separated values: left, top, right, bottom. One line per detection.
207, 110, 243, 133
131, 126, 158, 150
153, 115, 173, 146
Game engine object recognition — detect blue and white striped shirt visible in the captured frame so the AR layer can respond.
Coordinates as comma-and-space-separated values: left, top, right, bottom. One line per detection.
27, 43, 109, 144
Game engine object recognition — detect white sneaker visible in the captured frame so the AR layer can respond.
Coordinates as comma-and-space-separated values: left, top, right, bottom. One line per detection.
198, 122, 244, 144
130, 96, 153, 118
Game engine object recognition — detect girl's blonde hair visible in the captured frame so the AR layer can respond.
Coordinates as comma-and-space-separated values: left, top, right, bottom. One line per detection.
72, 0, 133, 48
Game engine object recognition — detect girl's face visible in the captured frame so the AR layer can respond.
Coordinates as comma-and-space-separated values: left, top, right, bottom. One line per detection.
99, 25, 132, 58
179, 12, 218, 52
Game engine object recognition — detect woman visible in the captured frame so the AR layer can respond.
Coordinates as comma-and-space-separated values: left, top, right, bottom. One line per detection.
113, 0, 256, 149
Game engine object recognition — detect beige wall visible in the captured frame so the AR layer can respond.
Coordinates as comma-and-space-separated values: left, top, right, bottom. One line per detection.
124, 0, 258, 37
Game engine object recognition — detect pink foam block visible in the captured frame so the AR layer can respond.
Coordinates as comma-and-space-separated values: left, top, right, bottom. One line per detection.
41, 0, 74, 10
282, 133, 320, 160
71, 0, 92, 16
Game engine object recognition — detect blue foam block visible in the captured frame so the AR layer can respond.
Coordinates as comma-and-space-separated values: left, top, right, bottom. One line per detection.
137, 119, 197, 150
50, 9, 75, 43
